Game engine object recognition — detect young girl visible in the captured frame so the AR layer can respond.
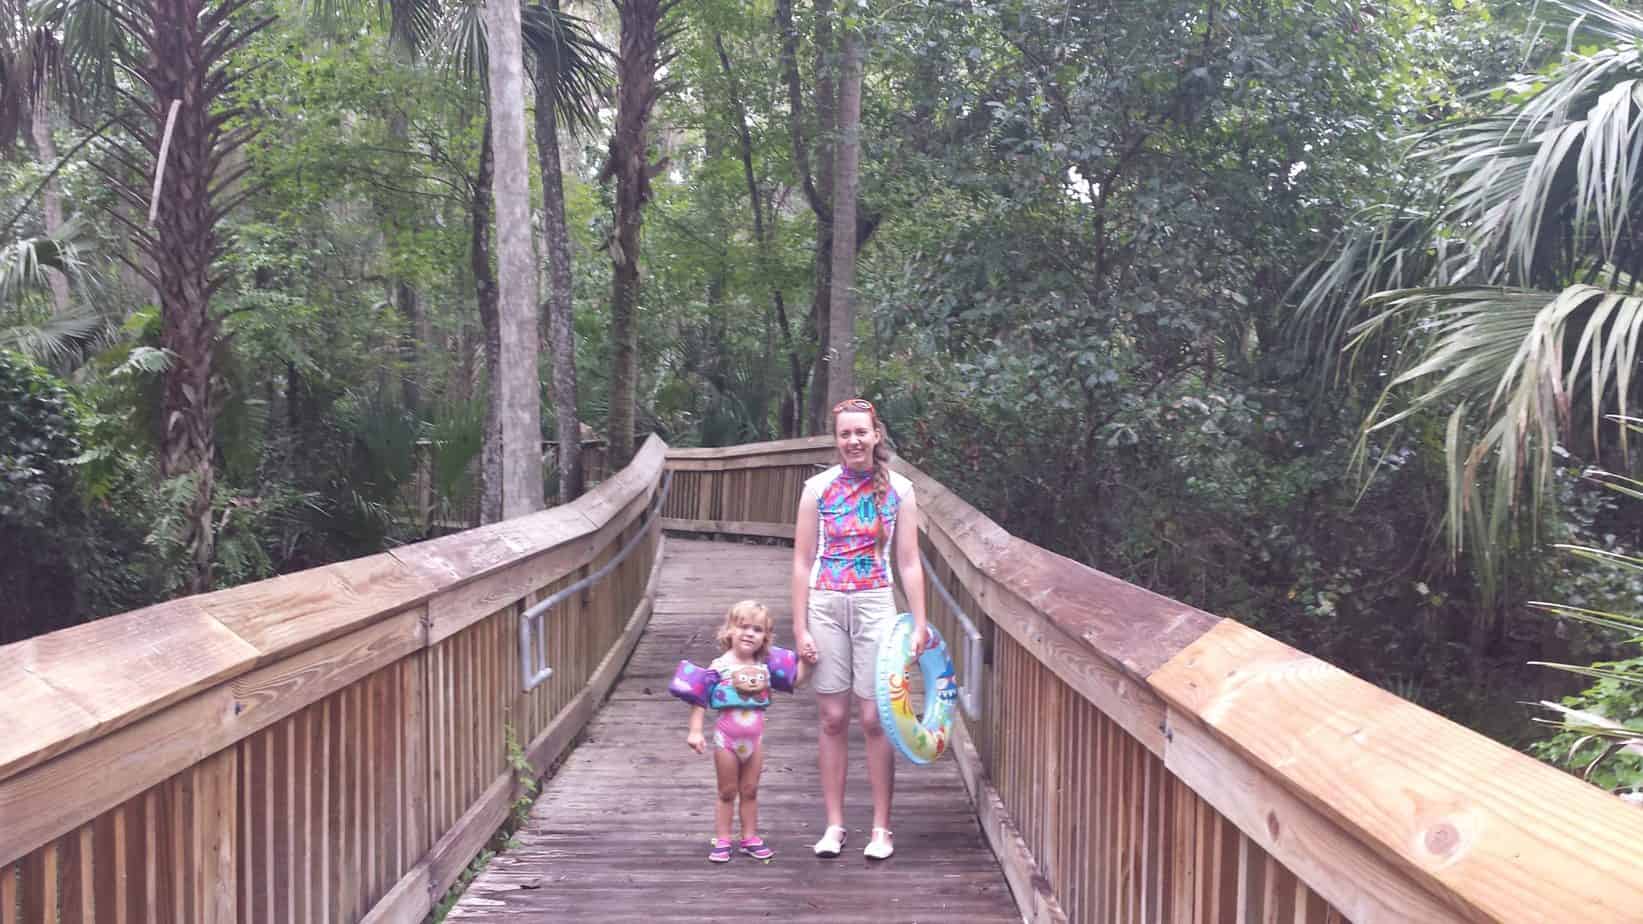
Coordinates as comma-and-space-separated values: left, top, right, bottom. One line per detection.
668, 600, 806, 863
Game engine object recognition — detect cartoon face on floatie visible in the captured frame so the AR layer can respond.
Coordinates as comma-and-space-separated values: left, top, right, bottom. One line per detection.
728, 664, 768, 696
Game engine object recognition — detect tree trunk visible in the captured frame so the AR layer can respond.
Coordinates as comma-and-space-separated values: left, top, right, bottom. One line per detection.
482, 0, 546, 518
717, 33, 798, 438
396, 279, 424, 414
536, 22, 583, 504
141, 0, 268, 594
826, 24, 863, 411
29, 91, 70, 315
805, 0, 841, 434
603, 0, 666, 466
473, 119, 504, 525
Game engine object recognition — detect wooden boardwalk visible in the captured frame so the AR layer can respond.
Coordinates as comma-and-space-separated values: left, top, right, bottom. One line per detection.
446, 538, 1020, 922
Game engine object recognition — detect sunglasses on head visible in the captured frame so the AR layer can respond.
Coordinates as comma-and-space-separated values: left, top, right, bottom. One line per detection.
832, 398, 875, 414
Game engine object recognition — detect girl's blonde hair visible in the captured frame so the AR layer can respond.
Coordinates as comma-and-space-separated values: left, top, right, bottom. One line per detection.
715, 600, 774, 659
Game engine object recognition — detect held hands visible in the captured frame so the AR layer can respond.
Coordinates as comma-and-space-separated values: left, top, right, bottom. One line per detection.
795, 629, 820, 664
686, 730, 706, 754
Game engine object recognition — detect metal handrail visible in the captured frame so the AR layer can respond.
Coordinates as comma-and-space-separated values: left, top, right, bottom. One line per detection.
921, 547, 985, 721
519, 470, 674, 692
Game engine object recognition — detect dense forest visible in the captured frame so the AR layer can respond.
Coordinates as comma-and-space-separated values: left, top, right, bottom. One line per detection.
1, 0, 1639, 796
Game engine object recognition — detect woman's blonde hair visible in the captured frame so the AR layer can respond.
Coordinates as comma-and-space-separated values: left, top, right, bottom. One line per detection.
715, 600, 774, 659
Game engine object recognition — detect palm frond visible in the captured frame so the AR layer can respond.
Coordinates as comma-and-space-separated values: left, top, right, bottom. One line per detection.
522, 4, 611, 136
0, 222, 82, 304
1530, 599, 1643, 635
0, 301, 101, 361
33, 0, 128, 109
431, 0, 486, 85
299, 0, 441, 57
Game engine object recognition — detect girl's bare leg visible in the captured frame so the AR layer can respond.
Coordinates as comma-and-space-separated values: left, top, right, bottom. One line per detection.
713, 747, 739, 842
738, 743, 765, 841
816, 691, 851, 829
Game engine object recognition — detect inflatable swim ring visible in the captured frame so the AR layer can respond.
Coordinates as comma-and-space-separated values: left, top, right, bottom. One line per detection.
875, 613, 958, 765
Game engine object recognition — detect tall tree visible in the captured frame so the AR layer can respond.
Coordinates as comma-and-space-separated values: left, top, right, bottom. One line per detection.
471, 114, 504, 523
716, 31, 802, 437
777, 0, 836, 433
480, 0, 544, 517
527, 2, 608, 502
58, 0, 272, 592
602, 0, 672, 465
825, 14, 861, 412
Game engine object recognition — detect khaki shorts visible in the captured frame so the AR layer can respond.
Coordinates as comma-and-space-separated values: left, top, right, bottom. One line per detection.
807, 587, 898, 699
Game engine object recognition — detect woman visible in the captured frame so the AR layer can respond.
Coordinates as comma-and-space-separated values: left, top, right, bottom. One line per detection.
791, 397, 929, 861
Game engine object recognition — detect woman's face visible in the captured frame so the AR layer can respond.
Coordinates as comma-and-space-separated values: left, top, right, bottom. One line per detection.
834, 411, 880, 469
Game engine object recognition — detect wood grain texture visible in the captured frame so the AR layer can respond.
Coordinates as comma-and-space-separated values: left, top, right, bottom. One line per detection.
1151, 619, 1643, 923
194, 554, 437, 664
949, 718, 1069, 924
393, 436, 663, 593
0, 607, 424, 867
0, 598, 259, 782
659, 516, 797, 539
664, 434, 833, 462
919, 509, 1176, 757
445, 539, 1019, 922
1164, 707, 1449, 922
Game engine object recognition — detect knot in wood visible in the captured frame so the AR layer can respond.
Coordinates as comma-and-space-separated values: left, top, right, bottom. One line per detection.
1265, 810, 1281, 841
1424, 822, 1459, 857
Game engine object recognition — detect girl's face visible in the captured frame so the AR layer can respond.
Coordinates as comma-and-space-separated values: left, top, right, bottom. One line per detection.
732, 614, 769, 657
834, 411, 880, 469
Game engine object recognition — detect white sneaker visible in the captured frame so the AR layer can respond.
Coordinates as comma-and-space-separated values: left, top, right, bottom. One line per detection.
864, 827, 894, 860
812, 825, 847, 858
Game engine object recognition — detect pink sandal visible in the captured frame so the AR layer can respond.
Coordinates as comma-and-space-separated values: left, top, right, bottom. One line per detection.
708, 838, 732, 863
739, 836, 774, 861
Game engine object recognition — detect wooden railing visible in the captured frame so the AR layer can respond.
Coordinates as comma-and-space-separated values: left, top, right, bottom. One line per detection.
659, 437, 1643, 924
0, 435, 670, 923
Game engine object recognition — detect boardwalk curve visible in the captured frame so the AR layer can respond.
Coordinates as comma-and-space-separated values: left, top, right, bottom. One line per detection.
446, 538, 1020, 922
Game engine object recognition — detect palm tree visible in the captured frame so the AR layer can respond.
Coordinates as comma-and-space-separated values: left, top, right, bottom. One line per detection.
19, 0, 272, 592
1293, 0, 1643, 573
528, 2, 606, 503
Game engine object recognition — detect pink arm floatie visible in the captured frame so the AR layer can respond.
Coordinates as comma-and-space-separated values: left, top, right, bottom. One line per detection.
668, 660, 720, 708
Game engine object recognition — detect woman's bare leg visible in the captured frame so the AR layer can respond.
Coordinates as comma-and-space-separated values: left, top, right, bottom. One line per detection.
856, 695, 894, 833
817, 691, 851, 829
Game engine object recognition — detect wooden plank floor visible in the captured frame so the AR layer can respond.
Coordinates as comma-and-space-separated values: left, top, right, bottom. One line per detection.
447, 538, 1020, 923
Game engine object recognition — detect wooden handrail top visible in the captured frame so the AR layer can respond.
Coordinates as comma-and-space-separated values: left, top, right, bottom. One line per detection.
664, 435, 833, 462
0, 435, 667, 787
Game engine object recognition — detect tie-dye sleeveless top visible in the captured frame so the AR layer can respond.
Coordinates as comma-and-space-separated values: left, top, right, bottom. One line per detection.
802, 464, 916, 591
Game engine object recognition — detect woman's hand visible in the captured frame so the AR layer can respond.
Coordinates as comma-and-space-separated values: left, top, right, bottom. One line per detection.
795, 629, 820, 664
912, 618, 931, 655
686, 730, 706, 754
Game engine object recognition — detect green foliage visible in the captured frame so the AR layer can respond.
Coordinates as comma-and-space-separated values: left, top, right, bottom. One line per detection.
1526, 452, 1643, 801
1531, 653, 1643, 797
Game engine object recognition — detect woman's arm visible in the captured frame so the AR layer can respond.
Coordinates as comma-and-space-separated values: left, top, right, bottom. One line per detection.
791, 490, 821, 663
894, 490, 930, 651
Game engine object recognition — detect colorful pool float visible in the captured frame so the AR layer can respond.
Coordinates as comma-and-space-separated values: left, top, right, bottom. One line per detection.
874, 613, 958, 765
